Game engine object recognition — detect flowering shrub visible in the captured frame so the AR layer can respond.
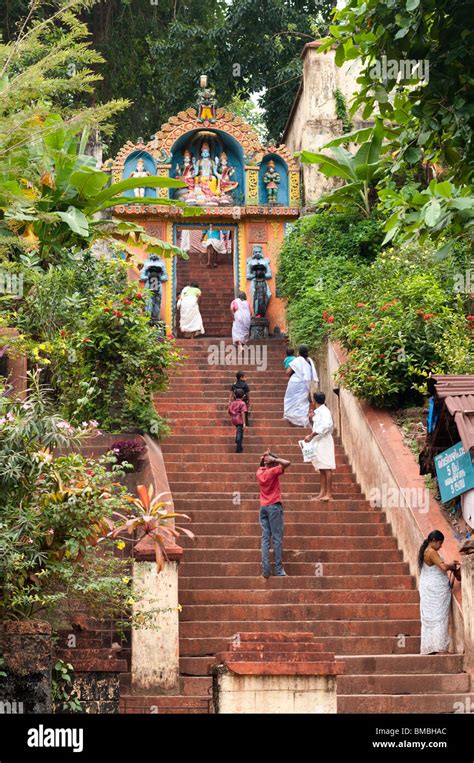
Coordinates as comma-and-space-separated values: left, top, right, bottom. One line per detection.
14, 256, 181, 435
0, 376, 192, 624
279, 213, 473, 407
112, 439, 147, 471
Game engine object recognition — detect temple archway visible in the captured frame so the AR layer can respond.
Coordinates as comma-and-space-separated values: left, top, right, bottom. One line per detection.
107, 77, 301, 337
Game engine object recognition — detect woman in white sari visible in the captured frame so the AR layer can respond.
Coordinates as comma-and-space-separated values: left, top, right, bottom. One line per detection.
177, 281, 205, 338
418, 530, 460, 654
283, 345, 318, 427
230, 291, 251, 347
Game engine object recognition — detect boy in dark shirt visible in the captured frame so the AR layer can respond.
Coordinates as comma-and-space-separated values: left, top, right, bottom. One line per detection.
230, 370, 250, 426
228, 388, 247, 453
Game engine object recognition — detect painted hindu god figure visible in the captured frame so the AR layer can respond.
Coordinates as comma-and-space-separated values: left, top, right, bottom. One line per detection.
217, 152, 239, 195
246, 244, 272, 317
175, 150, 196, 192
263, 159, 281, 205
130, 158, 150, 198
194, 142, 219, 201
197, 78, 217, 123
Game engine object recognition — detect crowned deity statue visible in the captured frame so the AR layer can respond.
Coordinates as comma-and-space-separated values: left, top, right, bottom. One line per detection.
139, 253, 168, 325
263, 159, 281, 205
246, 245, 272, 317
130, 158, 150, 198
175, 150, 196, 193
216, 152, 239, 196
197, 78, 217, 124
194, 142, 219, 202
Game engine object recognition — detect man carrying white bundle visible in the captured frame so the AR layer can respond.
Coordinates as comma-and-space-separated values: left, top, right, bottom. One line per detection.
304, 392, 335, 502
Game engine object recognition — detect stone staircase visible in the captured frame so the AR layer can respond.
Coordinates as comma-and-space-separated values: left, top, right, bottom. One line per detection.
120, 336, 472, 713
175, 247, 235, 337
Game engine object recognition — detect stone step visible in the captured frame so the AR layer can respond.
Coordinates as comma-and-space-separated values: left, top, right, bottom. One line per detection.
178, 575, 415, 590
342, 654, 464, 675
178, 523, 391, 537
337, 693, 474, 714
179, 634, 422, 666
180, 549, 403, 562
178, 561, 409, 576
180, 508, 385, 520
179, 624, 421, 651
173, 492, 364, 504
178, 589, 419, 605
178, 536, 399, 550
169, 482, 361, 494
178, 603, 420, 621
338, 672, 471, 695
120, 695, 211, 714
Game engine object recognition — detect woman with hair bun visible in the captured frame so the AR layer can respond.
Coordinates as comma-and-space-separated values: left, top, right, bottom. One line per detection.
418, 530, 460, 655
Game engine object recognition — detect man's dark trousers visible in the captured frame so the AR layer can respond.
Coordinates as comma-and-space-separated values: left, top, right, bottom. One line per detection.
235, 424, 244, 452
259, 502, 284, 576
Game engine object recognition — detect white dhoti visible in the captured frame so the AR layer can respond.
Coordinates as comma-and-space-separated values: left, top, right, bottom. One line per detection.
283, 356, 318, 427
310, 404, 336, 470
419, 563, 451, 654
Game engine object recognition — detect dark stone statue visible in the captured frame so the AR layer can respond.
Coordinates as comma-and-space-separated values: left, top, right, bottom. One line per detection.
246, 245, 272, 317
140, 254, 168, 325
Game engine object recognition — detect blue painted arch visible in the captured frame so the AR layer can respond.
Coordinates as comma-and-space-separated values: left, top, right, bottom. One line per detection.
123, 150, 157, 197
170, 129, 246, 205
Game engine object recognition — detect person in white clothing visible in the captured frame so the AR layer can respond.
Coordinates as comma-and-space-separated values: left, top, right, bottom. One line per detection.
304, 392, 335, 501
283, 345, 318, 427
418, 530, 460, 654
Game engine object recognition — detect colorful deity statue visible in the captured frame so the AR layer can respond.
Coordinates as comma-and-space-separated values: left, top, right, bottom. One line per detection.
216, 152, 239, 195
194, 142, 219, 202
175, 150, 196, 192
130, 158, 150, 198
197, 85, 217, 123
263, 159, 281, 205
246, 245, 272, 317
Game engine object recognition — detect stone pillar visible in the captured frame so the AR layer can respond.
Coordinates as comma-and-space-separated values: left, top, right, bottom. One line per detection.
461, 554, 474, 671
211, 632, 345, 713
131, 536, 183, 692
0, 621, 52, 713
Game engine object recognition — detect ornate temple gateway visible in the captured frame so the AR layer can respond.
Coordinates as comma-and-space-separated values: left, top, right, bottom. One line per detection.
106, 78, 300, 336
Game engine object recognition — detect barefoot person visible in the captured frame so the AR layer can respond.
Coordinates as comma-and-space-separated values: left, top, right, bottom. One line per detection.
230, 291, 251, 348
256, 449, 291, 578
304, 392, 335, 501
418, 530, 460, 655
177, 281, 205, 338
283, 345, 318, 427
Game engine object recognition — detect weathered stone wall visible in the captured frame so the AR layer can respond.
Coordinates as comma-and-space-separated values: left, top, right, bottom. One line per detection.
0, 621, 52, 714
69, 673, 120, 714
283, 43, 368, 206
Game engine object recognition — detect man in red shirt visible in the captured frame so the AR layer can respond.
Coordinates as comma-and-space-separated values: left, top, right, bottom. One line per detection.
256, 449, 291, 578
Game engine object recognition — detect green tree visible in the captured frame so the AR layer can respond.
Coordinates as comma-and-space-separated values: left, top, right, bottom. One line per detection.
315, 0, 474, 252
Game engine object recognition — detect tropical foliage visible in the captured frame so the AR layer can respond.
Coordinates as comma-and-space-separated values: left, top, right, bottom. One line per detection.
0, 376, 193, 623
279, 212, 473, 406
306, 0, 474, 253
